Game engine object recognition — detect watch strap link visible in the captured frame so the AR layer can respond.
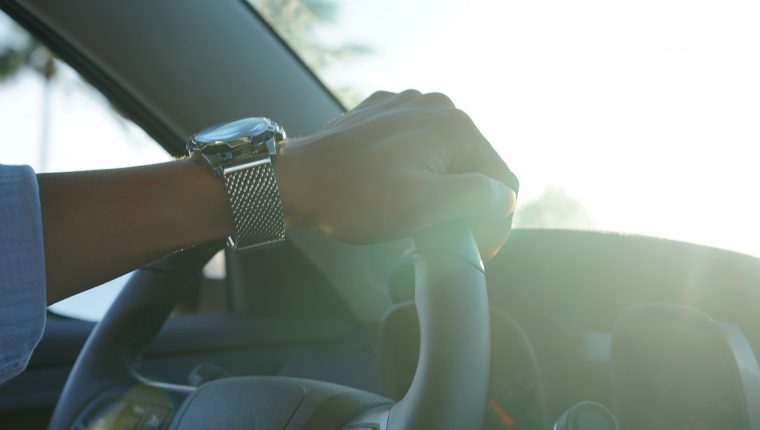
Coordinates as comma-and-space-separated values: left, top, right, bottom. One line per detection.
222, 159, 286, 251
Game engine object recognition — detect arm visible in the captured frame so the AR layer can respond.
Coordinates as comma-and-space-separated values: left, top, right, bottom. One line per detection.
39, 90, 518, 304
38, 158, 233, 303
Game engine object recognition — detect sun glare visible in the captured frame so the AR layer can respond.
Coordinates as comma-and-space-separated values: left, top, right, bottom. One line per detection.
319, 0, 760, 257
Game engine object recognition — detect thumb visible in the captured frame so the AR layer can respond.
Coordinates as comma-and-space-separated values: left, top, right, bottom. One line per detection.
427, 173, 516, 224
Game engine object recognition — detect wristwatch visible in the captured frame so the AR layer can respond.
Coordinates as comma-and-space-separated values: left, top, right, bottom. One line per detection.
187, 117, 287, 252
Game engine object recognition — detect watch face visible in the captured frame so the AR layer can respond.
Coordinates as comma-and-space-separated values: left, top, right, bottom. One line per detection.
193, 117, 270, 145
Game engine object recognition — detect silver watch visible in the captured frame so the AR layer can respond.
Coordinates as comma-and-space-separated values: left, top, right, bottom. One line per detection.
187, 117, 286, 252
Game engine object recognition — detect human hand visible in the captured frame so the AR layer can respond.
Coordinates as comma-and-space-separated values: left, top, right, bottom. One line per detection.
275, 90, 519, 260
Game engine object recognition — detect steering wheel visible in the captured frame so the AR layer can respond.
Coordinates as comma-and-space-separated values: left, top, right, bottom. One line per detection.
48, 222, 491, 430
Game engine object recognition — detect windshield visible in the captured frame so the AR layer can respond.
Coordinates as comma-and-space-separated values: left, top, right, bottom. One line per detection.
251, 0, 760, 258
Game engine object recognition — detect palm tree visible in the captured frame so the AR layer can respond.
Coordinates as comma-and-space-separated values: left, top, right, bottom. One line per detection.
0, 27, 57, 171
0, 0, 369, 171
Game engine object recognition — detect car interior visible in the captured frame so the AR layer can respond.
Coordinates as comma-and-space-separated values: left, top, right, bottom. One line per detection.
2, 1, 760, 429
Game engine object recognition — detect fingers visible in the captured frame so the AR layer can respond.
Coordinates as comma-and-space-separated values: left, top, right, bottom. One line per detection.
472, 217, 513, 261
353, 90, 420, 112
471, 127, 520, 194
422, 135, 518, 260
415, 92, 456, 109
423, 170, 515, 261
391, 89, 423, 104
355, 90, 456, 112
357, 89, 519, 217
345, 91, 462, 134
355, 90, 394, 108
425, 172, 516, 225
300, 88, 521, 253
430, 107, 520, 195
356, 89, 519, 203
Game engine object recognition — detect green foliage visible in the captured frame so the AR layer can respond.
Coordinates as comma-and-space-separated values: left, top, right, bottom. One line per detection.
301, 0, 338, 21
0, 42, 30, 79
514, 188, 594, 229
0, 24, 55, 83
2, 2, 370, 107
253, 0, 370, 106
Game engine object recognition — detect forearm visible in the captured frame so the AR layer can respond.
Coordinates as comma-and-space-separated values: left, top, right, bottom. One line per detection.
34, 90, 519, 304
38, 158, 233, 303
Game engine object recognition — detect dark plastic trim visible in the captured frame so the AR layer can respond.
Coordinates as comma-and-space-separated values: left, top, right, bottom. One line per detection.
0, 1, 186, 155
237, 0, 348, 113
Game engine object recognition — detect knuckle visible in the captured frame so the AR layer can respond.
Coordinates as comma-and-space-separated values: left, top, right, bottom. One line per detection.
364, 90, 393, 104
462, 173, 493, 199
398, 89, 422, 99
371, 90, 393, 97
423, 92, 455, 108
394, 177, 429, 213
442, 108, 474, 128
473, 173, 492, 191
504, 168, 520, 193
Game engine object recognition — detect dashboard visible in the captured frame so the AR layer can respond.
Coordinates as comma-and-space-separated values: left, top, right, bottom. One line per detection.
381, 302, 760, 430
484, 309, 547, 430
382, 230, 760, 430
611, 304, 760, 430
484, 230, 760, 427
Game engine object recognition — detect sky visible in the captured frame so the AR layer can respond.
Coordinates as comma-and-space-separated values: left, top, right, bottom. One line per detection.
3, 1, 760, 318
0, 13, 170, 320
312, 0, 760, 258
0, 66, 169, 320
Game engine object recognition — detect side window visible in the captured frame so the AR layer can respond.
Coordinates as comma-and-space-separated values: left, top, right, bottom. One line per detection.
0, 12, 174, 320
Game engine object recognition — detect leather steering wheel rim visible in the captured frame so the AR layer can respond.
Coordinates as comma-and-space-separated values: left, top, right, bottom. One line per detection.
48, 222, 491, 430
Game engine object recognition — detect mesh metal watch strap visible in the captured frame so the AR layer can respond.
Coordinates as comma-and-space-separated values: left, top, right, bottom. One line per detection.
222, 158, 285, 251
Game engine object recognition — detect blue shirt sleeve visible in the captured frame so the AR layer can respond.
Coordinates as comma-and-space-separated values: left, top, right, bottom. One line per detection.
0, 165, 47, 385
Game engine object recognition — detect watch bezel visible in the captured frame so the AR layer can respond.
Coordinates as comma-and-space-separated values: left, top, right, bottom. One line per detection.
187, 117, 285, 176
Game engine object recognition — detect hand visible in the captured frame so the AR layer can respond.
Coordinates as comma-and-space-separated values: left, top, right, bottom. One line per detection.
276, 90, 519, 260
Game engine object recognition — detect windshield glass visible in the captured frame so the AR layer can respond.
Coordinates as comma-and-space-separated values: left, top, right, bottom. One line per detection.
251, 0, 760, 258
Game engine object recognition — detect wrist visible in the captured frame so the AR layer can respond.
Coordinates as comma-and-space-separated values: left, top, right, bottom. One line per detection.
177, 157, 235, 240
275, 138, 314, 230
